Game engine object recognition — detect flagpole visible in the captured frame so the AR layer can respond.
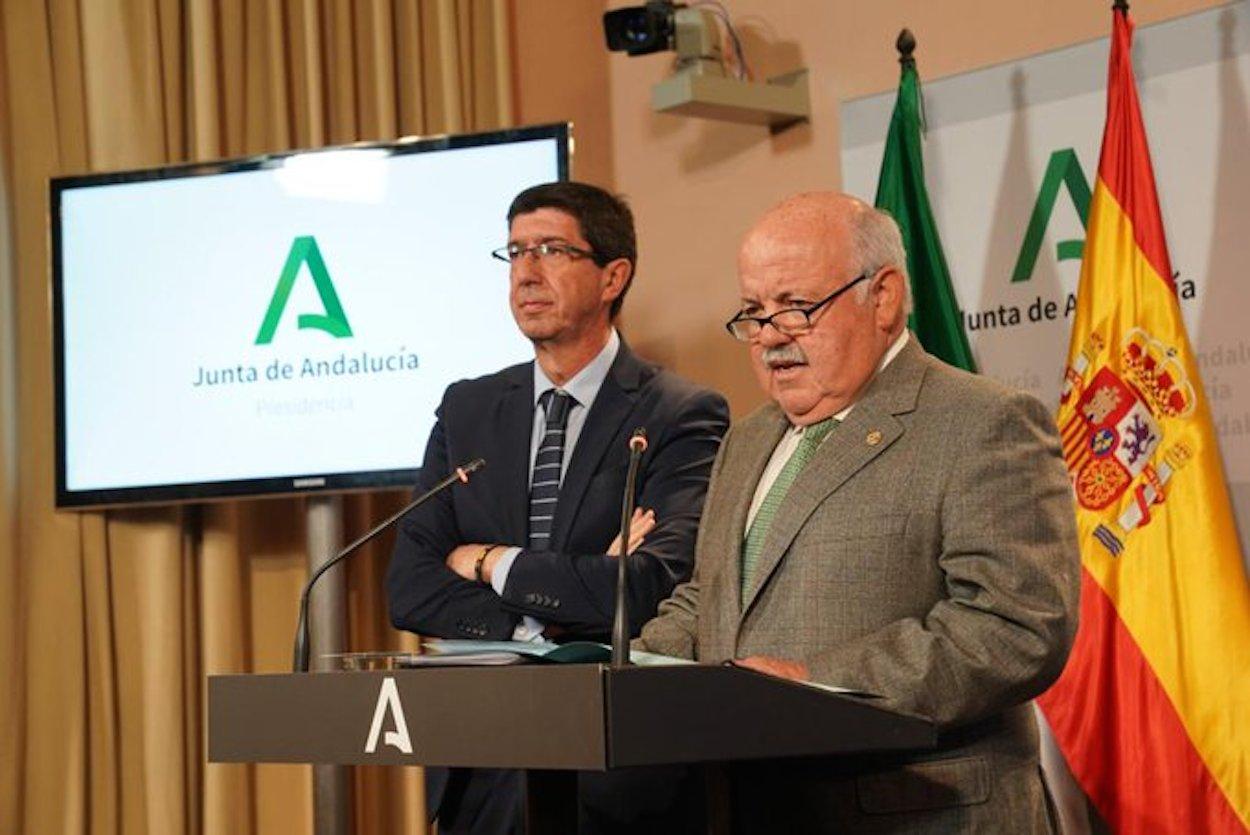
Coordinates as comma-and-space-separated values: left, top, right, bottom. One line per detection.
894, 29, 926, 133
874, 24, 976, 371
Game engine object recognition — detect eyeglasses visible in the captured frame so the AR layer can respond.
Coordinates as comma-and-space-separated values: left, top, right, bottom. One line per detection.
725, 273, 872, 342
491, 241, 597, 264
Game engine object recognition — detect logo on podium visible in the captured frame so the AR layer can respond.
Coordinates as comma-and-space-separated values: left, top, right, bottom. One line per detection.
364, 676, 412, 754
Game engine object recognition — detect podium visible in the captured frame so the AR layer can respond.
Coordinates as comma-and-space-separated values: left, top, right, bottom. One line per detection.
209, 663, 936, 833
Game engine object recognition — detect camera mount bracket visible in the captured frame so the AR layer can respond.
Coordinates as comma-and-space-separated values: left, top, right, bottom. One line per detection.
652, 68, 810, 129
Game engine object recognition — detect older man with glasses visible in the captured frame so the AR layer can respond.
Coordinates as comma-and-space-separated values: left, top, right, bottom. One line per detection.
387, 180, 728, 835
637, 191, 1080, 834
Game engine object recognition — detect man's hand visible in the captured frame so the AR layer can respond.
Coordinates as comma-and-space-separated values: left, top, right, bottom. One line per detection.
733, 655, 810, 682
446, 543, 506, 583
606, 507, 656, 557
446, 508, 655, 584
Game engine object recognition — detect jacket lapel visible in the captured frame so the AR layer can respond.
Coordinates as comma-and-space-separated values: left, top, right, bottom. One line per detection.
738, 339, 929, 621
548, 344, 645, 549
490, 365, 535, 545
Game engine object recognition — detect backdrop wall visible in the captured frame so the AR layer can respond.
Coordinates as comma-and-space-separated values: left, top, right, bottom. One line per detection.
516, 0, 1229, 415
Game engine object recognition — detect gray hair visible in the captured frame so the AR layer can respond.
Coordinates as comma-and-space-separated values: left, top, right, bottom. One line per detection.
850, 206, 913, 317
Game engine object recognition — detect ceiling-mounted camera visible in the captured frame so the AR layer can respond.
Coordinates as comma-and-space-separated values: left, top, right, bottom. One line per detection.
602, 1, 809, 129
603, 1, 675, 56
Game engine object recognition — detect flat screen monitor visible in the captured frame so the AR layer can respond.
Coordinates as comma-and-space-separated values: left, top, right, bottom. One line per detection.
52, 123, 569, 508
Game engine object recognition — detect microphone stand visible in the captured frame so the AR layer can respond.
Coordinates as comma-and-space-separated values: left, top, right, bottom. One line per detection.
292, 458, 485, 672
611, 429, 648, 667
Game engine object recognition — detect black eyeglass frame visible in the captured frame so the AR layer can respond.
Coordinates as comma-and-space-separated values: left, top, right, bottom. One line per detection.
491, 241, 598, 264
724, 272, 874, 341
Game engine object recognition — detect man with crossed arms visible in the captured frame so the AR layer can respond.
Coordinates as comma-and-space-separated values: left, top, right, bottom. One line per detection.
388, 181, 727, 834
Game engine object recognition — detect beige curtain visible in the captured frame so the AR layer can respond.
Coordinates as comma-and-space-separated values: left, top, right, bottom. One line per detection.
0, 1, 514, 833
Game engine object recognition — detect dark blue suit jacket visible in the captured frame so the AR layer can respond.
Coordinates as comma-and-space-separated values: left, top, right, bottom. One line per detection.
387, 340, 729, 644
386, 342, 728, 833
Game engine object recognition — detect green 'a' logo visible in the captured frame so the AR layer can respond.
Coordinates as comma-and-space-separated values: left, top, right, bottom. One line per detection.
255, 236, 353, 345
1011, 148, 1093, 282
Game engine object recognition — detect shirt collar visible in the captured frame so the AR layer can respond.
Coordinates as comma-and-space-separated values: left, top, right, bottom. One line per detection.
879, 327, 910, 371
532, 328, 621, 409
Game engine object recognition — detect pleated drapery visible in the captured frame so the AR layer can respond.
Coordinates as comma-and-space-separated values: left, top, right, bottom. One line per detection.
0, 2, 514, 833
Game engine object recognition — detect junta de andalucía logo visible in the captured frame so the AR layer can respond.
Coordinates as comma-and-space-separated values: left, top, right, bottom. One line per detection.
255, 235, 353, 345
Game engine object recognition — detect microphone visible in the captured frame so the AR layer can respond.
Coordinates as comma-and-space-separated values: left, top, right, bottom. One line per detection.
292, 458, 485, 672
611, 428, 648, 667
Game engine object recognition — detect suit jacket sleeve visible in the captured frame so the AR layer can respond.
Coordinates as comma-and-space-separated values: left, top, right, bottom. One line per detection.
633, 423, 736, 658
805, 391, 1080, 729
499, 387, 728, 637
386, 392, 522, 640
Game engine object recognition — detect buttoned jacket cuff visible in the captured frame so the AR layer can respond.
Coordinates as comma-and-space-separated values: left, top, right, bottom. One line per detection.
493, 547, 545, 641
489, 547, 523, 594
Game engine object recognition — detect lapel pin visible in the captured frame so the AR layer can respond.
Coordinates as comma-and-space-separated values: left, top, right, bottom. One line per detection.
866, 430, 883, 446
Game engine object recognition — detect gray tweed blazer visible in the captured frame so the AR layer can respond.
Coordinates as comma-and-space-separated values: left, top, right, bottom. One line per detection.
637, 337, 1080, 833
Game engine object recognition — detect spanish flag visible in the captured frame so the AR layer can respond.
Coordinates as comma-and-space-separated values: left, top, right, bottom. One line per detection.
1036, 5, 1250, 833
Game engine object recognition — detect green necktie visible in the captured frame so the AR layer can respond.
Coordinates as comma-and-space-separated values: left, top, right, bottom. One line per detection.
741, 418, 836, 606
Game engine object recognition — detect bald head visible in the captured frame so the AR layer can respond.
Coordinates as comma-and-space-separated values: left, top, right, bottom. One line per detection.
742, 192, 911, 314
734, 191, 912, 424
745, 192, 862, 251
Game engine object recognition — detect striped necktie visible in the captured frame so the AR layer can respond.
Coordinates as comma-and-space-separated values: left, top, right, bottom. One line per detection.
527, 389, 574, 550
740, 418, 836, 606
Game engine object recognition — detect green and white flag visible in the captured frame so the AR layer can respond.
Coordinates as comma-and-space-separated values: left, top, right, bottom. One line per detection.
873, 40, 977, 372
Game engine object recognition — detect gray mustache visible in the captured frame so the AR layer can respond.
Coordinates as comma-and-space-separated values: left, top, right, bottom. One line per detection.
762, 344, 808, 368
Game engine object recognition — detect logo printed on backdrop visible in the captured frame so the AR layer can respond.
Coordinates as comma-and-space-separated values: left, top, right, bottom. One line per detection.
255, 235, 354, 345
1011, 148, 1092, 283
364, 676, 413, 754
957, 146, 1195, 336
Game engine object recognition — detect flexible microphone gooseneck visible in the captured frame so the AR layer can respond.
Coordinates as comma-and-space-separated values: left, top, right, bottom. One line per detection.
611, 428, 648, 667
292, 458, 485, 672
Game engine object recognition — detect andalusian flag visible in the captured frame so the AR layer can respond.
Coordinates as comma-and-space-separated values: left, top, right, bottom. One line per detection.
1036, 6, 1250, 833
874, 30, 976, 372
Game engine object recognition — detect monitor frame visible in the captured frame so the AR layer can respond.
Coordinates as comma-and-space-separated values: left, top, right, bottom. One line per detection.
50, 122, 570, 509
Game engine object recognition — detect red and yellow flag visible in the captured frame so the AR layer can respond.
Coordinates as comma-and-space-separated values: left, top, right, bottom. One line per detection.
1037, 6, 1250, 833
